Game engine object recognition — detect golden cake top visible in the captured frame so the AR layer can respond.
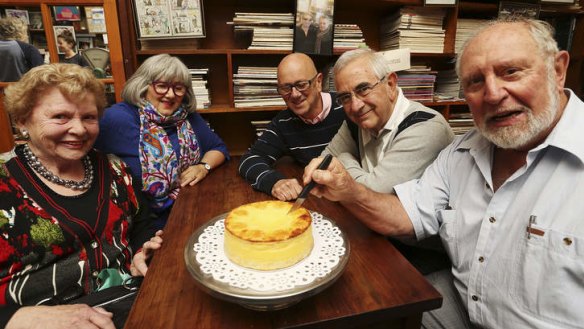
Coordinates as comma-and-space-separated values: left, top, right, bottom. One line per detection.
225, 200, 311, 242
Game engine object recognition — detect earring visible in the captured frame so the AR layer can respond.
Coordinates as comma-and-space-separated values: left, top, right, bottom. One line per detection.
20, 129, 29, 139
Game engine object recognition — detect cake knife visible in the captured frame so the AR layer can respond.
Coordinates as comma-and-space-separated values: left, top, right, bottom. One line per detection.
288, 154, 333, 214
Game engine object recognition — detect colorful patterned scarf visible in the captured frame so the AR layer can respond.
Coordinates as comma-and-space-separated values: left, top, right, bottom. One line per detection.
138, 101, 201, 210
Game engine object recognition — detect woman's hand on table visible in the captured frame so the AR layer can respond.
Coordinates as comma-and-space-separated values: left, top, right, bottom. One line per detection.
6, 304, 115, 329
179, 164, 210, 187
131, 230, 164, 276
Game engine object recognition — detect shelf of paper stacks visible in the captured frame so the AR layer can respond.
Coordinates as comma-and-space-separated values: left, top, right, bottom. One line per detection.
233, 66, 285, 108
230, 12, 294, 50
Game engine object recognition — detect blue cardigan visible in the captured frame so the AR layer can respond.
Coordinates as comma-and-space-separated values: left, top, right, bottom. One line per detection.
95, 101, 230, 227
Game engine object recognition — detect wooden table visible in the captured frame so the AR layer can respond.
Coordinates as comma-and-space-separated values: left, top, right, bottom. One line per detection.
124, 157, 442, 329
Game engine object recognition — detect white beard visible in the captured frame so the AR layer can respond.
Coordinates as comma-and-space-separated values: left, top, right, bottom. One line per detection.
477, 77, 559, 150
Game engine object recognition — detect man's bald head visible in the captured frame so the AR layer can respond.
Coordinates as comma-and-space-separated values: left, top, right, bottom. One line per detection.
276, 53, 323, 119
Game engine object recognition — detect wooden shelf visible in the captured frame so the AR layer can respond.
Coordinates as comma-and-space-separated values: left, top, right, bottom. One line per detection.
116, 0, 584, 153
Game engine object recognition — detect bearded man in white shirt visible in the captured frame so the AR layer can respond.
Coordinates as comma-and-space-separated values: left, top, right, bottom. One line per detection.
304, 17, 584, 328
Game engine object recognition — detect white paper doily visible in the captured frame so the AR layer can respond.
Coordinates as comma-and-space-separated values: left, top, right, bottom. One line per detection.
192, 212, 347, 293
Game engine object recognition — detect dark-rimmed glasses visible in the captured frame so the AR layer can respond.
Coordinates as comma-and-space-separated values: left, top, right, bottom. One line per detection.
277, 73, 319, 96
335, 76, 386, 106
151, 81, 187, 96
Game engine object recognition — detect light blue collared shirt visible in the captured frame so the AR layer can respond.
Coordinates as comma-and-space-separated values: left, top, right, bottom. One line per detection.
395, 89, 584, 328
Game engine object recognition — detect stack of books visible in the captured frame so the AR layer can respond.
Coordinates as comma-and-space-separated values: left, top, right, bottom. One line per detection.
233, 66, 285, 108
333, 24, 366, 52
448, 112, 474, 135
380, 7, 446, 53
250, 120, 271, 138
435, 69, 463, 101
189, 68, 211, 109
231, 12, 294, 50
455, 19, 487, 53
397, 65, 437, 102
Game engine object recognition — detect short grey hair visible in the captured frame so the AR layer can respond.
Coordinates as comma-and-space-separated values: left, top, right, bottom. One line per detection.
456, 17, 559, 77
122, 54, 197, 111
333, 48, 392, 80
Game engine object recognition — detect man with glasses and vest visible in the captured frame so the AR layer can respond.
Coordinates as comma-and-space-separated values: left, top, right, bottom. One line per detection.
322, 48, 454, 274
238, 53, 345, 201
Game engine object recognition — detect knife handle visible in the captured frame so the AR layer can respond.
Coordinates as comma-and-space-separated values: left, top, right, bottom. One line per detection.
298, 154, 333, 199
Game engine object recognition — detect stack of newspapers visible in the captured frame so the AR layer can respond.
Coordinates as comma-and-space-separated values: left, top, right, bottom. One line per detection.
231, 12, 294, 50
333, 24, 366, 52
233, 66, 285, 108
380, 7, 446, 53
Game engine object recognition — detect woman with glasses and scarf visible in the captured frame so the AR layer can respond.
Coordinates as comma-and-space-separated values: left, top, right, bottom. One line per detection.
95, 54, 229, 229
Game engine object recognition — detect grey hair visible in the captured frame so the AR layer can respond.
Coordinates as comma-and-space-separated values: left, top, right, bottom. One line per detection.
0, 17, 28, 41
122, 54, 197, 111
333, 48, 392, 80
456, 17, 559, 77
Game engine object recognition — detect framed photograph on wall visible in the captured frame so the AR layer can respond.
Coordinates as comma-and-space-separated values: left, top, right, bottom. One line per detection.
134, 0, 205, 39
293, 0, 335, 56
77, 36, 93, 50
54, 6, 81, 21
53, 25, 75, 54
5, 9, 29, 24
29, 11, 43, 30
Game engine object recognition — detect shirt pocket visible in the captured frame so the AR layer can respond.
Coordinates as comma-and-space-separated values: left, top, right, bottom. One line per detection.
511, 226, 584, 328
437, 209, 459, 268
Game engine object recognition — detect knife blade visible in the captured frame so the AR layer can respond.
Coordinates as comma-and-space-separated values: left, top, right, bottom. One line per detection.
288, 154, 333, 214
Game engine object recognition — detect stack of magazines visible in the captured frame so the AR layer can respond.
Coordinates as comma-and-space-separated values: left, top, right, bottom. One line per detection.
233, 66, 285, 108
455, 19, 487, 53
333, 24, 366, 52
189, 68, 211, 109
231, 12, 294, 50
380, 7, 446, 53
397, 65, 437, 102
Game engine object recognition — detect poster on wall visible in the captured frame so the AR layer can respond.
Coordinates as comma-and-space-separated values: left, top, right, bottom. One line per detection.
85, 7, 107, 33
133, 0, 205, 39
54, 6, 81, 21
293, 0, 335, 56
5, 9, 29, 24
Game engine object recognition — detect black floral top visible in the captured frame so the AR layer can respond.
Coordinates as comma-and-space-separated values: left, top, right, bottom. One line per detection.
0, 146, 154, 324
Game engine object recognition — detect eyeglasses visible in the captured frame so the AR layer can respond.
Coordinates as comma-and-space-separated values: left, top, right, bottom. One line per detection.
151, 81, 187, 96
277, 73, 319, 96
335, 76, 386, 106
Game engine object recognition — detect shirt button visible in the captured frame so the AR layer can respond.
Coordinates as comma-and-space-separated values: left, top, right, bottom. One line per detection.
472, 295, 479, 301
92, 270, 99, 278
90, 240, 99, 249
478, 256, 485, 262
564, 237, 573, 246
489, 217, 496, 223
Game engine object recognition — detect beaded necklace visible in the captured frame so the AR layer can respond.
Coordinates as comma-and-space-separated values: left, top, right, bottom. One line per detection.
22, 143, 94, 191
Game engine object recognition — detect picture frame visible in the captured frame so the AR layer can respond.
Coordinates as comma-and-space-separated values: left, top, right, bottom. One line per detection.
423, 0, 458, 6
293, 0, 335, 56
84, 6, 107, 33
54, 6, 81, 21
76, 36, 93, 50
53, 25, 76, 54
134, 0, 205, 39
28, 11, 43, 30
498, 2, 540, 19
5, 9, 29, 24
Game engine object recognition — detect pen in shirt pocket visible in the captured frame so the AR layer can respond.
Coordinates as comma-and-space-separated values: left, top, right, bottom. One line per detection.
526, 215, 545, 239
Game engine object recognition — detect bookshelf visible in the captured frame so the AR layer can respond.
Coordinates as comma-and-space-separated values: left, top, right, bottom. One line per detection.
116, 0, 584, 155
0, 0, 127, 152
